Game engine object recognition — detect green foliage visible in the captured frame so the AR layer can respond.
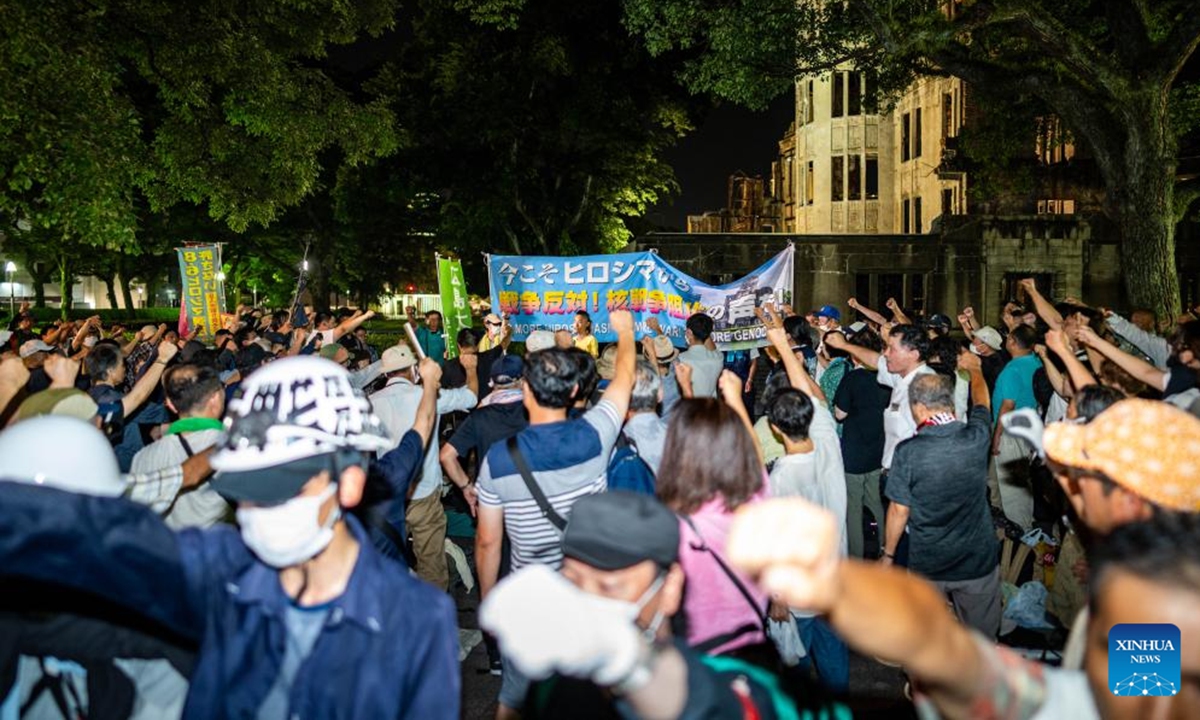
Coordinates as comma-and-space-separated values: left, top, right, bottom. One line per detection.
380, 0, 699, 266
0, 0, 401, 250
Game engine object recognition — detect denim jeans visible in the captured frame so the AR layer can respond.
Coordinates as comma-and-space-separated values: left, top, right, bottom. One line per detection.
794, 616, 849, 693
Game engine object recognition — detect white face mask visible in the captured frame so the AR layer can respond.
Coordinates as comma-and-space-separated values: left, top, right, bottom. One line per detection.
236, 484, 340, 568
586, 573, 668, 642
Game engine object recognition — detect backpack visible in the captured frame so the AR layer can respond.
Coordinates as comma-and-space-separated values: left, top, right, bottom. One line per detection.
606, 434, 656, 496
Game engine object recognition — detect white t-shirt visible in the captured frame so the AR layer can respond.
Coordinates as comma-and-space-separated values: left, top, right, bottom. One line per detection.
877, 358, 935, 470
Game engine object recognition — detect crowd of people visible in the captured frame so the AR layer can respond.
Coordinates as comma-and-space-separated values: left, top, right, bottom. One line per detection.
0, 278, 1197, 720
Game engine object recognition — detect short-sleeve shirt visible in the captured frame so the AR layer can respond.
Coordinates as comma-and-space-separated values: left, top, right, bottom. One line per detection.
834, 367, 890, 474
573, 334, 599, 358
447, 400, 529, 470
678, 346, 725, 399
993, 354, 1044, 422
876, 358, 935, 470
475, 400, 622, 571
415, 326, 447, 366
1162, 362, 1198, 398
886, 406, 997, 581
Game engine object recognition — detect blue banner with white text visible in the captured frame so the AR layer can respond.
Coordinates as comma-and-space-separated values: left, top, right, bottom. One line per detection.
488, 246, 793, 350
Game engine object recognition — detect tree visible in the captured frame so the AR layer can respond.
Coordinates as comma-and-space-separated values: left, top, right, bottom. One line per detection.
624, 0, 1200, 319
378, 0, 697, 263
0, 0, 401, 261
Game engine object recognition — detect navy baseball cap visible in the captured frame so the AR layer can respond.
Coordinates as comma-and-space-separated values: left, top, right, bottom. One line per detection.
489, 355, 525, 386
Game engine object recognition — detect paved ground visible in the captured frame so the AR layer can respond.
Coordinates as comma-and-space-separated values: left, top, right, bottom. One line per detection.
451, 578, 916, 720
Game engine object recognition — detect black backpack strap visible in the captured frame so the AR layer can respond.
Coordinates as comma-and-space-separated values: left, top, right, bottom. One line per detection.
177, 433, 196, 458
680, 515, 769, 631
507, 436, 567, 531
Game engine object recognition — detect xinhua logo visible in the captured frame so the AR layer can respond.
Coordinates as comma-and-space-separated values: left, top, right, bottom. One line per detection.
1108, 623, 1181, 696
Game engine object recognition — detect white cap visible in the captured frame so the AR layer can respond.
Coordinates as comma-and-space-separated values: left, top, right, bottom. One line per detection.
525, 330, 555, 353
0, 416, 124, 496
19, 340, 54, 358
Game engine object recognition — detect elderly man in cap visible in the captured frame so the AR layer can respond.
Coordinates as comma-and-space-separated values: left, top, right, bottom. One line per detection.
0, 355, 460, 719
441, 354, 529, 516
370, 342, 477, 590
1034, 398, 1200, 669
640, 317, 682, 414
482, 492, 832, 720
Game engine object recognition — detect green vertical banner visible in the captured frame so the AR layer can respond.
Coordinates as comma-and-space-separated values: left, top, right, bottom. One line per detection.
438, 255, 473, 359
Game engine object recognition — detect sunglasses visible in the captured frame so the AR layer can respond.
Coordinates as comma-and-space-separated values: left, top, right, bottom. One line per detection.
485, 321, 501, 327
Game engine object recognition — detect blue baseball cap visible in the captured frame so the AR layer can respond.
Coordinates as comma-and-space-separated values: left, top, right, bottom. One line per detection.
814, 305, 841, 322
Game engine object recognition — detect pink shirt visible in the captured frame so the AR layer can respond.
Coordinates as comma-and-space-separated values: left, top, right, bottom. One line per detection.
677, 494, 768, 655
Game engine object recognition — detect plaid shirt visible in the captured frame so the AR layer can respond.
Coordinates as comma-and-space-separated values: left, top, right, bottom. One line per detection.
124, 465, 184, 514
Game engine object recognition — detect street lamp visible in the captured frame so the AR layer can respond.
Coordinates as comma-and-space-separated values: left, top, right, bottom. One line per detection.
4, 261, 15, 317
136, 286, 144, 309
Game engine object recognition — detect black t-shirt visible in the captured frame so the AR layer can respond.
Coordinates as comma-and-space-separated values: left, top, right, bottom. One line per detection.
442, 347, 504, 399
447, 401, 528, 472
981, 350, 1010, 392
833, 367, 890, 474
1164, 361, 1199, 398
886, 406, 998, 581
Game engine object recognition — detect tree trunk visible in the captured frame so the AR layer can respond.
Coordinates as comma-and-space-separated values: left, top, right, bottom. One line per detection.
1107, 95, 1181, 322
32, 279, 45, 308
118, 273, 135, 312
103, 275, 119, 310
57, 255, 73, 318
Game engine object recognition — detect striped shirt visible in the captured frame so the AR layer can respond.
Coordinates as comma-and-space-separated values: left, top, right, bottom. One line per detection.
475, 400, 622, 571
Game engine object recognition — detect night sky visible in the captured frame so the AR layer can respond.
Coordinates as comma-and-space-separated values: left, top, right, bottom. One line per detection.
646, 96, 795, 231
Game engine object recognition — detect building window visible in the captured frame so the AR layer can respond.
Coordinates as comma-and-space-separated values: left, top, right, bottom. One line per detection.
832, 156, 845, 201
865, 155, 878, 200
848, 155, 862, 200
832, 73, 845, 118
1003, 273, 1054, 304
914, 108, 923, 158
1037, 199, 1077, 215
943, 93, 953, 138
942, 188, 954, 216
901, 113, 911, 162
902, 198, 911, 233
913, 196, 922, 232
806, 81, 815, 124
805, 161, 814, 205
848, 73, 862, 116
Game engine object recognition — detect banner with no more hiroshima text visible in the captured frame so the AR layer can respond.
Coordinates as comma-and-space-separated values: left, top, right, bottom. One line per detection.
487, 246, 793, 350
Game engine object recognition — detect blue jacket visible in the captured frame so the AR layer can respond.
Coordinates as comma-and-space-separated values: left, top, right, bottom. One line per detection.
0, 482, 460, 720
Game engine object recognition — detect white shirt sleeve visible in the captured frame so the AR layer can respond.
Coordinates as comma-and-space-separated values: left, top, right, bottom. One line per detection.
437, 386, 478, 414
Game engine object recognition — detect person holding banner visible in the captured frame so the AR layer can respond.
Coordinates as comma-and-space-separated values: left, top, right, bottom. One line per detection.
406, 307, 447, 366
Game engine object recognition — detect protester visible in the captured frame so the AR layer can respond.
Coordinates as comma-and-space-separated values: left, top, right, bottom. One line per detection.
130, 363, 231, 529
0, 355, 460, 719
370, 343, 478, 590
615, 359, 667, 477
991, 324, 1043, 529
639, 317, 681, 414
573, 310, 599, 358
761, 313, 849, 691
831, 328, 890, 558
441, 355, 530, 515
677, 312, 723, 399
657, 372, 771, 665
727, 497, 1200, 720
86, 339, 178, 470
885, 354, 1001, 638
826, 324, 934, 474
1041, 398, 1200, 669
481, 492, 836, 720
407, 307, 447, 365
479, 313, 513, 353
475, 310, 636, 719
0, 416, 195, 720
